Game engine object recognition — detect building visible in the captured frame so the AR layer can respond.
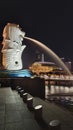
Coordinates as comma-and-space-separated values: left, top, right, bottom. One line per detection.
29, 61, 61, 75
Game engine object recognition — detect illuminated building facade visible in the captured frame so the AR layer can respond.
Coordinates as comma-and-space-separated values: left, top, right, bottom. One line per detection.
29, 61, 60, 75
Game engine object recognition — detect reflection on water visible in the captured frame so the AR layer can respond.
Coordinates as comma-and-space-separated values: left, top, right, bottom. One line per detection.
45, 84, 73, 98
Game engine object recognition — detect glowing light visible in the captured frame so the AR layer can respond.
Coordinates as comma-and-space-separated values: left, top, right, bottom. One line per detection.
0, 69, 32, 77
24, 37, 71, 75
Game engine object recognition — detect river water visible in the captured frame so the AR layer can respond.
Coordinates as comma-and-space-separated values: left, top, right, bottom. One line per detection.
45, 84, 73, 99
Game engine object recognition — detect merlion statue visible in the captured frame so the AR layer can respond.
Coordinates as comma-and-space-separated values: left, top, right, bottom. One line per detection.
1, 23, 26, 70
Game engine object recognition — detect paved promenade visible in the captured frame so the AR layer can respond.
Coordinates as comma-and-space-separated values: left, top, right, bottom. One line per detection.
0, 87, 73, 130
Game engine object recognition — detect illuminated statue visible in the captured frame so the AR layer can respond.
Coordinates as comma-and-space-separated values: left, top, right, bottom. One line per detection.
1, 23, 26, 70
1, 23, 71, 76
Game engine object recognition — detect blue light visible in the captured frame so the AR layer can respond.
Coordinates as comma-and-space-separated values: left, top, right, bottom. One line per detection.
0, 69, 32, 77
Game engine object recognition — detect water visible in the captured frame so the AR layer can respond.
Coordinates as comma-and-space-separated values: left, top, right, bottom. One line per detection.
24, 37, 71, 75
45, 84, 73, 99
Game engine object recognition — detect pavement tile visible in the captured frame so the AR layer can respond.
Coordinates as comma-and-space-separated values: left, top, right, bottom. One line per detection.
0, 87, 73, 130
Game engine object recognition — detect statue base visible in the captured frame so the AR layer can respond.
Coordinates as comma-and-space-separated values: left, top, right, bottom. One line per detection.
0, 69, 32, 78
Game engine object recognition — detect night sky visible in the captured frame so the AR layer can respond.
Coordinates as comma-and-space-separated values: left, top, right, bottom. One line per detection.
0, 1, 73, 67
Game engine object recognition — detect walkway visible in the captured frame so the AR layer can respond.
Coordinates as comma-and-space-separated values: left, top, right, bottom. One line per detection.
0, 87, 73, 130
0, 87, 41, 130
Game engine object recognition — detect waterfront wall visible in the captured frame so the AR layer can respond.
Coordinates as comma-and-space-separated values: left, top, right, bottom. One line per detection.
0, 77, 45, 99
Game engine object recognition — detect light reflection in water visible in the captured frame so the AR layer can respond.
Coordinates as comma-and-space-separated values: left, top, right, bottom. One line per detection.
45, 84, 73, 98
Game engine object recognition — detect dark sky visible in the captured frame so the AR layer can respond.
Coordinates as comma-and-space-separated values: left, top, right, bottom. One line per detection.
0, 0, 73, 64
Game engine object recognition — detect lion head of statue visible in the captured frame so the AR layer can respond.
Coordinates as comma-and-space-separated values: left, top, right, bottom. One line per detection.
3, 23, 25, 43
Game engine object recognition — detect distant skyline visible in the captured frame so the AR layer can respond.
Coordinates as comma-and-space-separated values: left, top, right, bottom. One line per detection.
0, 1, 73, 62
